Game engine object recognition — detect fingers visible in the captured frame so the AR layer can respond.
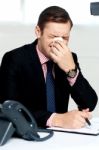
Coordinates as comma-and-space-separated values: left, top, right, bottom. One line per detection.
49, 41, 73, 67
50, 40, 69, 53
52, 110, 91, 129
81, 108, 92, 119
71, 111, 87, 128
66, 110, 91, 128
49, 42, 64, 63
49, 40, 76, 73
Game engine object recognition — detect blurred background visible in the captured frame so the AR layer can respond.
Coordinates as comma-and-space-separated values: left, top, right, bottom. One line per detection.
0, 0, 99, 116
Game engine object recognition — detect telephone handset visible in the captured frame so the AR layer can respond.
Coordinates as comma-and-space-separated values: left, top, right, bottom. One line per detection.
0, 100, 53, 142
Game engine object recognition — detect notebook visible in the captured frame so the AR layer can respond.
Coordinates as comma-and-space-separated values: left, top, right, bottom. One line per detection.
48, 117, 99, 136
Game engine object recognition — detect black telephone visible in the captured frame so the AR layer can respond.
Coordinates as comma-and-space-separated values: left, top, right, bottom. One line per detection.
0, 100, 53, 145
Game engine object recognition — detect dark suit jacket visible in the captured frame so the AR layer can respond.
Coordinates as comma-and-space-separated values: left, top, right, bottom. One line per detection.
0, 40, 98, 127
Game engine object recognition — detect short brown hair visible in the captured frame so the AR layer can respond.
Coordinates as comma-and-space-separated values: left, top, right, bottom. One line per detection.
37, 6, 73, 31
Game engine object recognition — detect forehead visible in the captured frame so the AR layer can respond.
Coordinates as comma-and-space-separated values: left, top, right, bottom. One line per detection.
43, 22, 71, 36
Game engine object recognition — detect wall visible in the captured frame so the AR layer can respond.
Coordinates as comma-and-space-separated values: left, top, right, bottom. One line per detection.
69, 24, 99, 116
0, 23, 99, 116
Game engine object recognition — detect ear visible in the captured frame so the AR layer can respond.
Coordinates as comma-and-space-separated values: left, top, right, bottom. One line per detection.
35, 26, 41, 38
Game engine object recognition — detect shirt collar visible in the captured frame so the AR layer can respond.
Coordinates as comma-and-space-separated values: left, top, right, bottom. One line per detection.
36, 45, 49, 65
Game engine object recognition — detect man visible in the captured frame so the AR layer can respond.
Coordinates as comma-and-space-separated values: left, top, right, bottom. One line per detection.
0, 6, 98, 129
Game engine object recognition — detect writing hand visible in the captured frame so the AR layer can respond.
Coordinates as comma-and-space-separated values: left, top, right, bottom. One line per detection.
52, 110, 91, 129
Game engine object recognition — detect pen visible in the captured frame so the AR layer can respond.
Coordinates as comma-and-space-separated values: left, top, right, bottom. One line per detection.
85, 118, 91, 126
78, 107, 91, 126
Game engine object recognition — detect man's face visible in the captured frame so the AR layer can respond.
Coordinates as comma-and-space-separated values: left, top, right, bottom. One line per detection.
35, 22, 71, 59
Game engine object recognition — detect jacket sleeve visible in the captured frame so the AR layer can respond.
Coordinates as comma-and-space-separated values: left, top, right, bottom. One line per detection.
0, 52, 21, 101
71, 53, 98, 111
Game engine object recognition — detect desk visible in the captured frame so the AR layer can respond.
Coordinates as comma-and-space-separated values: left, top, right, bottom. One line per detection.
0, 131, 99, 150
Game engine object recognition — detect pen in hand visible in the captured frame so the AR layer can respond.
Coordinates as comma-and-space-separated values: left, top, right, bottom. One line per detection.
78, 107, 91, 126
85, 118, 91, 126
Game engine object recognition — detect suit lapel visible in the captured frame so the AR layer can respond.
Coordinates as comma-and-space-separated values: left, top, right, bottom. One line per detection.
25, 41, 47, 109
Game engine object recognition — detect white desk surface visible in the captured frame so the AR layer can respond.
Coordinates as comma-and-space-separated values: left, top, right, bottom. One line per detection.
1, 130, 99, 150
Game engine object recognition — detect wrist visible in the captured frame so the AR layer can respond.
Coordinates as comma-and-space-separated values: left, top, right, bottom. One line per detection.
66, 65, 77, 78
67, 69, 79, 86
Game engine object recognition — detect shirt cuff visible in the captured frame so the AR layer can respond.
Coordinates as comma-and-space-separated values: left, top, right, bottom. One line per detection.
67, 69, 79, 86
46, 113, 56, 127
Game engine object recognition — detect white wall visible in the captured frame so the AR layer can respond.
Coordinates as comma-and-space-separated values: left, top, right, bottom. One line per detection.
0, 23, 99, 116
69, 25, 99, 117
